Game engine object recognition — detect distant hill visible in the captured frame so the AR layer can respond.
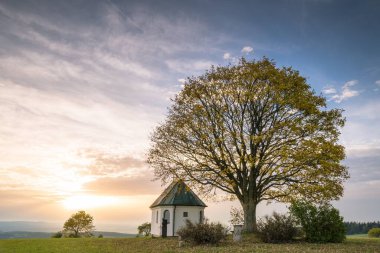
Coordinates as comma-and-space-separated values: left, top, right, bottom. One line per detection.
0, 221, 60, 232
0, 231, 53, 239
0, 221, 137, 238
0, 231, 136, 239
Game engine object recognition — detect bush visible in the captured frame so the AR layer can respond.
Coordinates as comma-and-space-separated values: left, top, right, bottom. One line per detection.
368, 228, 380, 238
177, 220, 227, 245
257, 212, 297, 243
290, 201, 346, 243
98, 234, 103, 238
51, 231, 63, 238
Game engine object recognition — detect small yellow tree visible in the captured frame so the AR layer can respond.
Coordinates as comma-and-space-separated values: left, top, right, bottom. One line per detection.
63, 211, 95, 237
137, 222, 151, 237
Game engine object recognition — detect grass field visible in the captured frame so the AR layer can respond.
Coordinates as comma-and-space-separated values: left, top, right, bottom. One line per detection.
347, 234, 370, 238
0, 235, 379, 253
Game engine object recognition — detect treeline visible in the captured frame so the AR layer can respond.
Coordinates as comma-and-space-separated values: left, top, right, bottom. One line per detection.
345, 221, 380, 235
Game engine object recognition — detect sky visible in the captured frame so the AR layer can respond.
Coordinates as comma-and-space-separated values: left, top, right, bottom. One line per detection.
0, 0, 380, 233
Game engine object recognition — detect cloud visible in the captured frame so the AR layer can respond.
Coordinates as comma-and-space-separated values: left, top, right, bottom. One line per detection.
93, 50, 152, 78
178, 78, 186, 84
80, 150, 147, 176
346, 147, 380, 158
343, 80, 358, 88
0, 164, 85, 195
82, 176, 161, 196
375, 80, 380, 86
222, 52, 240, 64
241, 46, 253, 54
343, 148, 380, 183
339, 99, 380, 204
223, 52, 231, 60
0, 1, 206, 194
165, 59, 216, 74
330, 80, 360, 103
0, 77, 160, 155
322, 86, 337, 94
0, 189, 67, 221
0, 1, 225, 224
340, 99, 380, 154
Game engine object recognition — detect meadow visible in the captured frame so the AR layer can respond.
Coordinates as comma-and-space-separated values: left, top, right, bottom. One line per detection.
0, 235, 379, 253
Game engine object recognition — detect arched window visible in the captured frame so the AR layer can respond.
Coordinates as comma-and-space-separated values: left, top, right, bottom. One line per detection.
199, 210, 203, 223
163, 210, 170, 224
156, 210, 158, 223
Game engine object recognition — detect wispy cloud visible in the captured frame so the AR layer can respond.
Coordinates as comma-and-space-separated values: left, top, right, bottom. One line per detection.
165, 59, 216, 74
241, 46, 253, 54
329, 80, 360, 103
223, 47, 253, 62
83, 176, 160, 196
344, 150, 380, 183
80, 149, 147, 177
322, 86, 337, 94
341, 100, 380, 162
223, 52, 231, 60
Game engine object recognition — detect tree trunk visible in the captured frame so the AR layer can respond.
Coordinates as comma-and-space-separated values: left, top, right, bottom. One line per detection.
242, 199, 257, 233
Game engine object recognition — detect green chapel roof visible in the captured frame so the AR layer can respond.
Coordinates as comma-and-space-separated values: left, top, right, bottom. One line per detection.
150, 180, 207, 208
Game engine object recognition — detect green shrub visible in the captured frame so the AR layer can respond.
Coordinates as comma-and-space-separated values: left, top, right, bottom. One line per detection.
257, 212, 297, 243
368, 228, 380, 238
51, 231, 63, 238
290, 201, 346, 243
177, 220, 227, 245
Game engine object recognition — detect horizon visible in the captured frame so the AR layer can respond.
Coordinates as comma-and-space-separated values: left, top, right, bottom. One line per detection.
1, 0, 380, 234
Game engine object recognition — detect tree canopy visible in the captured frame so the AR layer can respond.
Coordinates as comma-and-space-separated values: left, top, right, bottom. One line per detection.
147, 57, 349, 232
63, 210, 95, 238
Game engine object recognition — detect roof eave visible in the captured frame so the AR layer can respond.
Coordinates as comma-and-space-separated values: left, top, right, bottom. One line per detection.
150, 204, 207, 208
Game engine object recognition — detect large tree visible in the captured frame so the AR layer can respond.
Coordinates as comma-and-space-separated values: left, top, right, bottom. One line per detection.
63, 211, 95, 237
147, 58, 349, 232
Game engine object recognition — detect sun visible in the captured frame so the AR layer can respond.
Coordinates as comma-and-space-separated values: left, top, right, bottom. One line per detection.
61, 195, 120, 210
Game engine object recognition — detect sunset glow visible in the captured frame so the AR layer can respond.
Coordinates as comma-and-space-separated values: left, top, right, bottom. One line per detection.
61, 195, 121, 210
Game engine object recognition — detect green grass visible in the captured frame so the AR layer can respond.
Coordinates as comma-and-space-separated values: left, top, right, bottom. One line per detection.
347, 234, 370, 238
0, 235, 379, 253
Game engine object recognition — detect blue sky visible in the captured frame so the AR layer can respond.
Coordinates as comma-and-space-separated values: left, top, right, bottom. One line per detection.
0, 0, 379, 232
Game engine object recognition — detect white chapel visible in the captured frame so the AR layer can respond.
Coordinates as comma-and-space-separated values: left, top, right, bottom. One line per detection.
150, 180, 207, 237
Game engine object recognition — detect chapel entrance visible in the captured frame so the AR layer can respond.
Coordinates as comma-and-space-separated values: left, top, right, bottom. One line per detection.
162, 210, 170, 237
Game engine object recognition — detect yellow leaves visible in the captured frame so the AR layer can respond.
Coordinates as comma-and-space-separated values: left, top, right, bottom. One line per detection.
193, 104, 203, 112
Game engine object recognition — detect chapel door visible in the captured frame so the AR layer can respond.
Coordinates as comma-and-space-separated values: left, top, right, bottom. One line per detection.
162, 219, 168, 237
162, 210, 170, 237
